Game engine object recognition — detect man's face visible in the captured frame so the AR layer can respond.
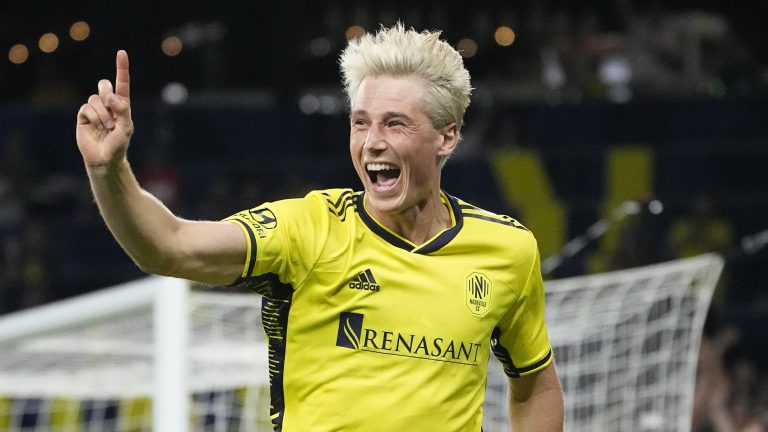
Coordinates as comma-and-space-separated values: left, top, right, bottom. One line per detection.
349, 75, 456, 216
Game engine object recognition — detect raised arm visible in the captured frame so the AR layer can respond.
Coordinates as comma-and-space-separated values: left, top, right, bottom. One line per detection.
76, 50, 245, 284
508, 362, 564, 431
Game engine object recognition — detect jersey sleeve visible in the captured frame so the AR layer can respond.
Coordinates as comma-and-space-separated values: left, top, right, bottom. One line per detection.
491, 237, 553, 378
222, 192, 330, 289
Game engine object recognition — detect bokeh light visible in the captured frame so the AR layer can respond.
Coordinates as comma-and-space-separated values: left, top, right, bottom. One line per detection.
494, 26, 516, 47
310, 37, 332, 57
69, 21, 90, 41
38, 33, 59, 53
457, 38, 478, 58
161, 36, 183, 57
8, 44, 29, 64
345, 25, 366, 41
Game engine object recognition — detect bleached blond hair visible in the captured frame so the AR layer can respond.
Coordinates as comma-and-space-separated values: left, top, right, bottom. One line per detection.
339, 23, 472, 137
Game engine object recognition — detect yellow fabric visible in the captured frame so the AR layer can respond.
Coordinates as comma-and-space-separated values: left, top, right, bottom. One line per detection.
225, 189, 552, 431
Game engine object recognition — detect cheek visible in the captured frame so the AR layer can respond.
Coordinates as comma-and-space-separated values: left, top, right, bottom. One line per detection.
349, 133, 362, 155
349, 136, 365, 170
405, 148, 434, 178
412, 137, 441, 161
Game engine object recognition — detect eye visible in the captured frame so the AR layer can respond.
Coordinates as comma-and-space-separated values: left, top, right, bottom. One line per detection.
387, 119, 404, 127
352, 118, 368, 127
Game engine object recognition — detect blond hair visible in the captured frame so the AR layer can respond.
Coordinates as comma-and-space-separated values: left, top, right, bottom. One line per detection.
339, 23, 472, 136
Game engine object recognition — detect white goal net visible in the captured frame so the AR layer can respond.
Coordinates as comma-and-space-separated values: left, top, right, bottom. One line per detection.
0, 253, 723, 431
484, 253, 724, 431
0, 278, 270, 432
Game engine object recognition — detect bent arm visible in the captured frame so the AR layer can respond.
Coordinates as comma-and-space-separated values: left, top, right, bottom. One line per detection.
77, 51, 246, 285
87, 160, 246, 284
508, 362, 564, 431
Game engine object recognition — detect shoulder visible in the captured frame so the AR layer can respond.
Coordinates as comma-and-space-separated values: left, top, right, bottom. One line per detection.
454, 197, 531, 234
244, 188, 359, 214
224, 188, 358, 226
451, 195, 539, 256
304, 188, 360, 221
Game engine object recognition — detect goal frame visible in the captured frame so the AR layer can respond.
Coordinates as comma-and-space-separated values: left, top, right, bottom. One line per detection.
0, 277, 190, 432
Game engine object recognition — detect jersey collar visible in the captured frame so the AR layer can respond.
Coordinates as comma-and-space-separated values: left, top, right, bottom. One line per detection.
356, 191, 464, 254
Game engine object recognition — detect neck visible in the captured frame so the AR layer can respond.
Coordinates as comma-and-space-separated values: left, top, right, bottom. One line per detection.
368, 191, 452, 246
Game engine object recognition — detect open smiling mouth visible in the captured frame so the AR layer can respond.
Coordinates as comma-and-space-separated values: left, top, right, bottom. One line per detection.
366, 162, 401, 188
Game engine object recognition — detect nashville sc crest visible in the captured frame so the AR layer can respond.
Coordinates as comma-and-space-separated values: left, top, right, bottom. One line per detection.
465, 272, 492, 317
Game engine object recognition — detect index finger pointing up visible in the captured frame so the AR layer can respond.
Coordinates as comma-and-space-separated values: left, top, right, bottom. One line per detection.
115, 50, 130, 100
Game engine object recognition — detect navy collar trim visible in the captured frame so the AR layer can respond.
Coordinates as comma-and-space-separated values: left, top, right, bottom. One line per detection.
356, 192, 463, 254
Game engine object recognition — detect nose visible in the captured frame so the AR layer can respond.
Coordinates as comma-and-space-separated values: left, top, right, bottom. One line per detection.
363, 124, 387, 152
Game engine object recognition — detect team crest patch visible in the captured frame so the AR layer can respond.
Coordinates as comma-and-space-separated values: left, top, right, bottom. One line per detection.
465, 272, 492, 317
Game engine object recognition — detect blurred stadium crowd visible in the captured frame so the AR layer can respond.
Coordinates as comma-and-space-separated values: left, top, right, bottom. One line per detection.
1, 1, 767, 429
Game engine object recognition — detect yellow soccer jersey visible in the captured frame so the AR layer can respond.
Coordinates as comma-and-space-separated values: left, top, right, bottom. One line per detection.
224, 189, 553, 432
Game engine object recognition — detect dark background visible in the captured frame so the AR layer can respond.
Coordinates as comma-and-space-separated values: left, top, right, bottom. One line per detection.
0, 0, 768, 430
1, 2, 767, 425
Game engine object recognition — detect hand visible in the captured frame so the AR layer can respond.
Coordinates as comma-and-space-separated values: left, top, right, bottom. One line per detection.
76, 50, 133, 168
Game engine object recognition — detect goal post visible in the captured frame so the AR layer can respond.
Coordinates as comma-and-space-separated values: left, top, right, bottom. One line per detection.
0, 277, 190, 431
153, 278, 189, 432
0, 253, 724, 431
0, 277, 270, 432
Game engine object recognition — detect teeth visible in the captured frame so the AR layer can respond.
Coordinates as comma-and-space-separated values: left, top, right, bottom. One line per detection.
366, 163, 398, 172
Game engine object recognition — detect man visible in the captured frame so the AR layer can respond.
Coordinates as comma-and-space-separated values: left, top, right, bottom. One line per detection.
76, 23, 563, 431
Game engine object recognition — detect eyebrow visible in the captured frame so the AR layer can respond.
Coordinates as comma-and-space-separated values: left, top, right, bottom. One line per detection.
350, 110, 414, 122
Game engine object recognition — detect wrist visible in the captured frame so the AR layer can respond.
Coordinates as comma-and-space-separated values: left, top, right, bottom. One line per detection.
86, 157, 131, 177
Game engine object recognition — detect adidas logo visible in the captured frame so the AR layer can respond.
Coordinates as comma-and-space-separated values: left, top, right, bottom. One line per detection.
348, 269, 381, 292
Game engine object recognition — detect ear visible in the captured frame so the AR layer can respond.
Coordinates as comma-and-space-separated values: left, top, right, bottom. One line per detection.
437, 123, 459, 157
